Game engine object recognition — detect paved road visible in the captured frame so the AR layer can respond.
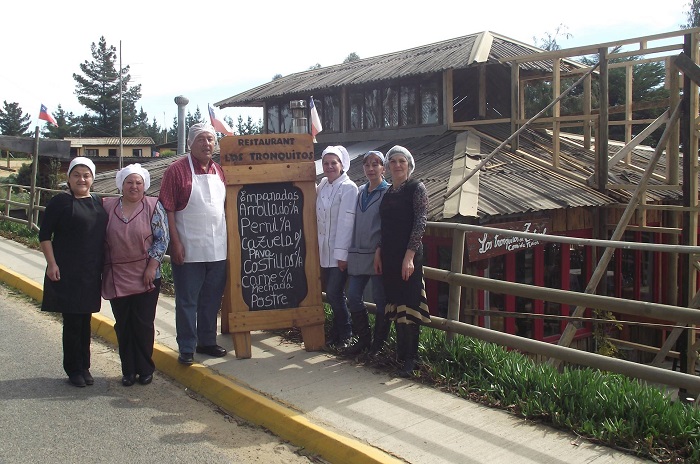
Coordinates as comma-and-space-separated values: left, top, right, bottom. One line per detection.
0, 284, 318, 464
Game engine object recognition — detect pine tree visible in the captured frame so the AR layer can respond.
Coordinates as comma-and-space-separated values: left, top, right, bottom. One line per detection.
0, 101, 31, 136
167, 116, 178, 142
73, 36, 143, 137
146, 118, 164, 145
234, 115, 263, 135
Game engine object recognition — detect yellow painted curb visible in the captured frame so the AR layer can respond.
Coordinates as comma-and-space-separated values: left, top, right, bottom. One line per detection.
0, 267, 400, 464
0, 264, 44, 302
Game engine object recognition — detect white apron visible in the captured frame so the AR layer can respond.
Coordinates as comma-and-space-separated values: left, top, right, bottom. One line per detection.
175, 155, 227, 263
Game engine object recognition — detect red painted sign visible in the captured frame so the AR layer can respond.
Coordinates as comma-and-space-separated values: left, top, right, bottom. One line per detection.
466, 220, 550, 262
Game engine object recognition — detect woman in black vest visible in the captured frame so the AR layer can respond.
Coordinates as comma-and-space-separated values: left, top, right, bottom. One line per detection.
374, 146, 430, 377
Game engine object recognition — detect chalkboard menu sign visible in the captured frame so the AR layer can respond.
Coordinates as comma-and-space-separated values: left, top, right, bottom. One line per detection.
238, 182, 307, 310
220, 133, 325, 358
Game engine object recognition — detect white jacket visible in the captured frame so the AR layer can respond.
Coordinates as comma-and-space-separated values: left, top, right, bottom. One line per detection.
316, 172, 358, 268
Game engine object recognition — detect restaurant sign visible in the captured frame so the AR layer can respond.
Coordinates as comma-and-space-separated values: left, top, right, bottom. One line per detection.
466, 220, 550, 261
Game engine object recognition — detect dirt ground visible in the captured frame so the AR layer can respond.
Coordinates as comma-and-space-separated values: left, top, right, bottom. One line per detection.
0, 158, 30, 179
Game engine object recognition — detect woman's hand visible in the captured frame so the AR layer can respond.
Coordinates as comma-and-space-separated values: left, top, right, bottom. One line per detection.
46, 263, 60, 282
374, 248, 382, 275
143, 259, 159, 290
337, 259, 347, 272
402, 249, 416, 281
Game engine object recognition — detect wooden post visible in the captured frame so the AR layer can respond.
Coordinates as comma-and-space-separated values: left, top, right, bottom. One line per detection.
510, 63, 520, 151
28, 127, 39, 230
584, 74, 592, 150
552, 58, 561, 169
220, 134, 325, 359
625, 64, 634, 152
446, 228, 465, 343
679, 33, 699, 379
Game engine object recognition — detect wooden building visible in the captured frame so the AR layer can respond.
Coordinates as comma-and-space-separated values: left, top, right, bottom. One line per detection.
212, 29, 700, 358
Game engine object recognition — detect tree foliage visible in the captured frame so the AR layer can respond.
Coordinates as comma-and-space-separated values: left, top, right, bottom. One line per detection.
233, 115, 263, 135
343, 52, 360, 63
682, 0, 700, 28
0, 101, 31, 136
73, 36, 142, 137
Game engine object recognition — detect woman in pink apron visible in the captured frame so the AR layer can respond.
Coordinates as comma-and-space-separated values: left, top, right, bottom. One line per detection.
102, 164, 169, 386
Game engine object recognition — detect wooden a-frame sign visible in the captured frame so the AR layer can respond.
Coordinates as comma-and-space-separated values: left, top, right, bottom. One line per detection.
220, 133, 325, 359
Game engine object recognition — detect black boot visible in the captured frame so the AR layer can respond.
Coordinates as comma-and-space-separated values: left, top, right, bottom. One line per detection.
368, 311, 390, 357
398, 324, 420, 378
344, 311, 372, 356
395, 323, 407, 362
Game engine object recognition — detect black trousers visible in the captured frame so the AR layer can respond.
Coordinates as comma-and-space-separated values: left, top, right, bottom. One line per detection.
62, 313, 92, 376
110, 280, 160, 376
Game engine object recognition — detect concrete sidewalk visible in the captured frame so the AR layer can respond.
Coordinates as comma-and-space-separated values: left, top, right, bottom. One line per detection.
0, 236, 649, 464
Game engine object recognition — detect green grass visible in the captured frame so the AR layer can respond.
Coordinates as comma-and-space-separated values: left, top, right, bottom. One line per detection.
414, 327, 699, 462
0, 220, 40, 248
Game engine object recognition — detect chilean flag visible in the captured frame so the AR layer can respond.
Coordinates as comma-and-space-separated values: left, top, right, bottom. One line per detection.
309, 97, 322, 143
208, 104, 233, 136
39, 104, 58, 127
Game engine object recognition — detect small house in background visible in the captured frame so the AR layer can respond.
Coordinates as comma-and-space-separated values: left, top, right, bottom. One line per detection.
65, 137, 156, 158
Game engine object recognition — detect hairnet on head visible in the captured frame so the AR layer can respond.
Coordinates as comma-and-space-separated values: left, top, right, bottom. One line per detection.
187, 122, 217, 150
363, 150, 385, 165
115, 163, 150, 193
321, 145, 350, 172
386, 145, 415, 175
68, 156, 96, 178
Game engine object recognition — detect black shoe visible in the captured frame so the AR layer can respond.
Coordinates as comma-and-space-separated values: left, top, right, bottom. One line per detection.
138, 374, 153, 385
68, 373, 86, 388
122, 374, 136, 387
82, 370, 94, 386
178, 353, 194, 365
195, 345, 227, 357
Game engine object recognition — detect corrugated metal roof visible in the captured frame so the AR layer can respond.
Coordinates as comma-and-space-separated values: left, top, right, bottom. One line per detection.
65, 137, 155, 146
216, 31, 584, 108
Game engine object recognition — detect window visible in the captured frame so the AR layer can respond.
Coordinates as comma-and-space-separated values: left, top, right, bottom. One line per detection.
132, 149, 142, 157
365, 89, 381, 129
267, 104, 280, 134
322, 95, 340, 133
85, 149, 98, 157
349, 88, 382, 131
108, 149, 117, 157
266, 102, 291, 134
349, 91, 364, 130
400, 84, 418, 126
420, 80, 440, 124
383, 87, 399, 127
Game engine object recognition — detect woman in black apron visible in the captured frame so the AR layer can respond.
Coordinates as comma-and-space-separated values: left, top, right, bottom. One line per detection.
39, 157, 107, 387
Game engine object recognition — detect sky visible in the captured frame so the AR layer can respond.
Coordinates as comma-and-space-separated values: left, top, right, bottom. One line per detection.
0, 0, 691, 132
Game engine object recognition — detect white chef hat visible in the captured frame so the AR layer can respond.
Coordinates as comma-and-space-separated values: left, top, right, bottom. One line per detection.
321, 145, 350, 172
68, 156, 96, 178
187, 122, 217, 150
115, 163, 150, 192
